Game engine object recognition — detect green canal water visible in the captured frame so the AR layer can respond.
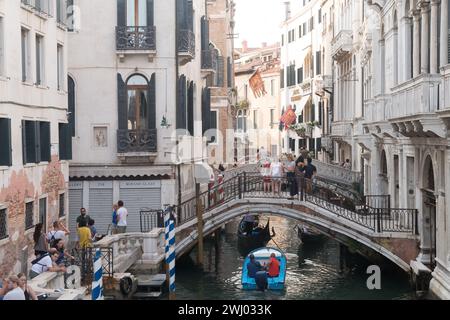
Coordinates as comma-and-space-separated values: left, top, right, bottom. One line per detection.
175, 216, 417, 300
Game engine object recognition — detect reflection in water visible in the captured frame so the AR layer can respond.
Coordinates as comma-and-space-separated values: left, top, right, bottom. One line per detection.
175, 216, 416, 300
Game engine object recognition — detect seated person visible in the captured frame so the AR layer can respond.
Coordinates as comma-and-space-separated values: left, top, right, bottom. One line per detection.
246, 254, 263, 278
29, 252, 66, 279
267, 253, 280, 278
51, 239, 75, 266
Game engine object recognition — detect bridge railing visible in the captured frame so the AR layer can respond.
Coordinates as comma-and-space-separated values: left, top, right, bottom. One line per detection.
174, 172, 418, 234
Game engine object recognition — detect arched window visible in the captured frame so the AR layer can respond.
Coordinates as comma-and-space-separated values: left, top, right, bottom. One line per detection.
127, 74, 149, 130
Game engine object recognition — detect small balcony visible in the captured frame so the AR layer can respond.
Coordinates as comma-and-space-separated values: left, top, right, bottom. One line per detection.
178, 29, 195, 66
201, 49, 218, 76
331, 121, 353, 140
117, 129, 157, 163
314, 75, 333, 96
116, 26, 156, 62
331, 30, 352, 61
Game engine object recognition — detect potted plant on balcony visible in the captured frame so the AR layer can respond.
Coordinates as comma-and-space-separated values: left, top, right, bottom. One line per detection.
236, 100, 250, 110
306, 121, 320, 128
289, 123, 307, 137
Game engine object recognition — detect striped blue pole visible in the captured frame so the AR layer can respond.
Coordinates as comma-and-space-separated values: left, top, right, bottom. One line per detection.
91, 248, 103, 300
164, 207, 176, 295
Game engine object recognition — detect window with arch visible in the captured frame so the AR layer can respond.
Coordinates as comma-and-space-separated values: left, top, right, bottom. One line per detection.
127, 74, 149, 130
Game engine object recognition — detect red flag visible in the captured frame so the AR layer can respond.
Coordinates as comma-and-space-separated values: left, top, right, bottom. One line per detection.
280, 105, 296, 129
249, 69, 267, 98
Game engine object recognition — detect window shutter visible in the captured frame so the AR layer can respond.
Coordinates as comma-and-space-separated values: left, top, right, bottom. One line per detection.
117, 74, 128, 130
318, 101, 323, 126
316, 138, 322, 150
187, 0, 193, 31
176, 0, 185, 29
177, 75, 187, 130
59, 123, 72, 160
117, 0, 126, 26
34, 121, 41, 163
147, 0, 154, 26
22, 120, 27, 165
202, 88, 211, 134
280, 69, 284, 88
311, 104, 316, 122
147, 73, 156, 129
316, 51, 321, 75
68, 76, 75, 136
187, 81, 194, 135
201, 16, 209, 51
0, 118, 12, 166
39, 121, 51, 162
217, 56, 225, 87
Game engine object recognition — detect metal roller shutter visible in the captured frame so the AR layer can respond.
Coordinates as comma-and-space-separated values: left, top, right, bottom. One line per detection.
89, 188, 113, 235
119, 188, 161, 232
68, 189, 83, 241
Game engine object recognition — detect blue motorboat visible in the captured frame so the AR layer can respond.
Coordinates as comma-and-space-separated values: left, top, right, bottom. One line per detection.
241, 247, 287, 291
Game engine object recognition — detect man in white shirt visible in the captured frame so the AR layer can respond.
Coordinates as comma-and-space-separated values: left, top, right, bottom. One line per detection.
116, 200, 128, 234
29, 252, 66, 279
47, 221, 70, 246
270, 158, 284, 195
3, 275, 25, 300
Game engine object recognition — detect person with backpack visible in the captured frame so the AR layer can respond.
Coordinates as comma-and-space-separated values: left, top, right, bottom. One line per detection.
29, 251, 66, 279
47, 221, 70, 248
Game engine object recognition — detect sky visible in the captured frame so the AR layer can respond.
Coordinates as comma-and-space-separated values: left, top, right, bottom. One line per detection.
233, 0, 285, 49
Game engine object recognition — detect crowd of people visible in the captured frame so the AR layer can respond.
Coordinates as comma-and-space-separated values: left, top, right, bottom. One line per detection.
259, 147, 318, 198
0, 200, 130, 300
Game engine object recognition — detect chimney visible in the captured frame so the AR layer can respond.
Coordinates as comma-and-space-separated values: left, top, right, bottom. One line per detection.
262, 42, 267, 48
242, 40, 248, 53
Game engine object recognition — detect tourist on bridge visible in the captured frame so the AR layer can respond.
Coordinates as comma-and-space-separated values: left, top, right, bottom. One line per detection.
285, 154, 298, 198
262, 159, 271, 193
33, 223, 49, 257
76, 207, 91, 228
270, 158, 284, 195
51, 239, 75, 266
300, 147, 309, 162
112, 204, 119, 235
301, 158, 317, 194
78, 220, 93, 249
247, 254, 263, 278
29, 251, 66, 279
116, 200, 128, 234
47, 221, 70, 248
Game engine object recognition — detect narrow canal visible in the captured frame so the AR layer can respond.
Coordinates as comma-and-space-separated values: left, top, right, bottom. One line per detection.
175, 216, 417, 300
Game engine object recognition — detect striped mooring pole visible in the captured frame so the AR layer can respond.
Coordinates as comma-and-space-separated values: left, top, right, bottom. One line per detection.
91, 248, 103, 300
164, 206, 176, 299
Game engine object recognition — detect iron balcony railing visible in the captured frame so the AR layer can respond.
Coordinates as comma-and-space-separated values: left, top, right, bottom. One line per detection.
116, 26, 156, 51
178, 29, 195, 57
117, 129, 157, 153
201, 49, 218, 70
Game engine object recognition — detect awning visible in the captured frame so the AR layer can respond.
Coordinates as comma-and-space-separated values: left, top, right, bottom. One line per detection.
195, 162, 214, 184
295, 95, 311, 115
69, 165, 174, 179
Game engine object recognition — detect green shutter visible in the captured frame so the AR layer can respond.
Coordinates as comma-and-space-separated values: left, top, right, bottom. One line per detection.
117, 74, 128, 130
0, 118, 12, 166
147, 0, 154, 26
117, 0, 126, 26
39, 121, 51, 162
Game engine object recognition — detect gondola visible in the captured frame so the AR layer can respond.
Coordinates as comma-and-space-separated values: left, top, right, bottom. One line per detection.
241, 247, 287, 291
237, 216, 274, 256
297, 224, 325, 243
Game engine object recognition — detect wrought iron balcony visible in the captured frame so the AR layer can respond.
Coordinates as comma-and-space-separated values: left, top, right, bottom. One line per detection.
178, 29, 195, 64
201, 49, 218, 72
116, 26, 156, 51
117, 129, 157, 153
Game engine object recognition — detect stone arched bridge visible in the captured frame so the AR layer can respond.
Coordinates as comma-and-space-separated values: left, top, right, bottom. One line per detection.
173, 173, 419, 271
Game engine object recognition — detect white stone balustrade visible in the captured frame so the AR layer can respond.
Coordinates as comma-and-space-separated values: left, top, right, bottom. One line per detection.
390, 74, 442, 119
28, 271, 87, 300
95, 229, 166, 273
331, 121, 353, 137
